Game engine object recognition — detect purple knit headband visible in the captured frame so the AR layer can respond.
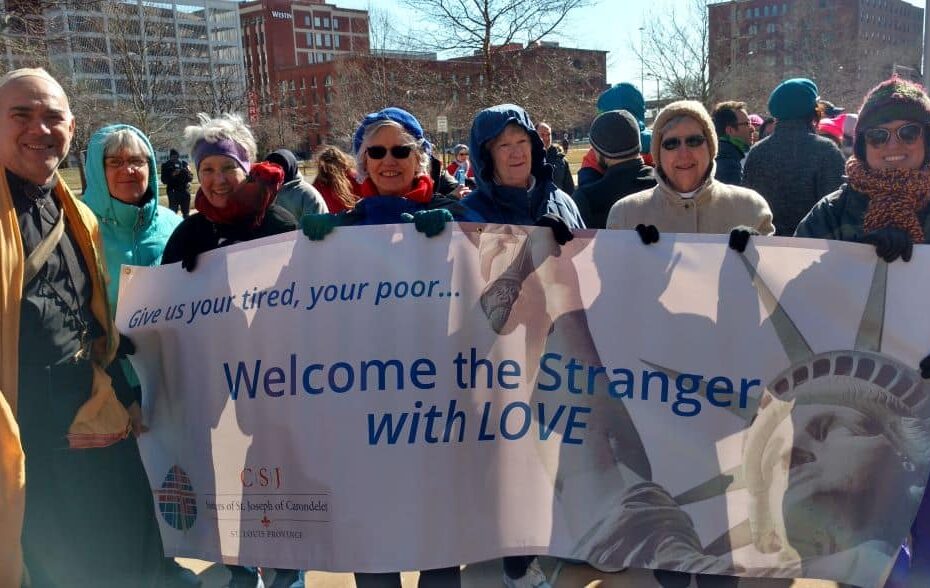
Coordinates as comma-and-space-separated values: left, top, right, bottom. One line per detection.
192, 138, 251, 173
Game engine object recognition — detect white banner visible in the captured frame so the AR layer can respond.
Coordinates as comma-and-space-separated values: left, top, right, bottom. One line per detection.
117, 224, 930, 586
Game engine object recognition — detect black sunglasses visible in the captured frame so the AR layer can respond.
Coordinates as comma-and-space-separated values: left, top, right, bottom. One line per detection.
864, 123, 924, 148
366, 145, 414, 159
661, 134, 707, 151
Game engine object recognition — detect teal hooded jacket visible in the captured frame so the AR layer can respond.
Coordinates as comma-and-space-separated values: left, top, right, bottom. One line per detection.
82, 124, 181, 315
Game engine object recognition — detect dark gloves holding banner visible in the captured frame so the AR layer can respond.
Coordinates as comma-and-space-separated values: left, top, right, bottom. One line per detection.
728, 226, 759, 253
302, 213, 341, 241
920, 354, 930, 379
116, 333, 136, 358
635, 224, 660, 245
401, 209, 453, 238
535, 213, 574, 245
862, 227, 913, 263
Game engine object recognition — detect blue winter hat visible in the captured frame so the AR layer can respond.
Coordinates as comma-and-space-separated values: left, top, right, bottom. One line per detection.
768, 78, 819, 121
597, 83, 646, 122
353, 107, 431, 156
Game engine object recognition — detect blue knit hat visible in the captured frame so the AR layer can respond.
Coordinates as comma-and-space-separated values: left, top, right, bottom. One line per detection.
353, 107, 431, 156
597, 83, 646, 122
768, 78, 819, 121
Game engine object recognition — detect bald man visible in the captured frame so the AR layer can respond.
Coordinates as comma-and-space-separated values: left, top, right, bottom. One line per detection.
0, 68, 164, 587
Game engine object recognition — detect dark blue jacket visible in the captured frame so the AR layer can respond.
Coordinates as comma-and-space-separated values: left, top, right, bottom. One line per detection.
459, 104, 584, 229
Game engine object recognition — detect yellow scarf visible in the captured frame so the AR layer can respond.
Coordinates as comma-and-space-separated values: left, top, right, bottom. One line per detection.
0, 167, 129, 587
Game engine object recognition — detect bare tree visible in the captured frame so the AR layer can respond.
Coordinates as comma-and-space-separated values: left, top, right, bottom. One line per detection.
634, 0, 710, 104
401, 0, 591, 92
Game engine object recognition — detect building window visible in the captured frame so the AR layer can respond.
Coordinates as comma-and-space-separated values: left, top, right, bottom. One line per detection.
324, 75, 332, 86
745, 8, 751, 19
314, 16, 321, 27
306, 32, 312, 46
316, 32, 323, 46
763, 5, 769, 16
305, 15, 311, 26
334, 34, 340, 48
333, 17, 339, 29
323, 17, 330, 28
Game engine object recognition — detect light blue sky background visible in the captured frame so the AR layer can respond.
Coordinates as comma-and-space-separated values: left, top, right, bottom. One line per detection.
335, 0, 926, 99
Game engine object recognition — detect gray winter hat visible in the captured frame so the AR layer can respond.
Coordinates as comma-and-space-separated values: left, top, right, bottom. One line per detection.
589, 109, 641, 159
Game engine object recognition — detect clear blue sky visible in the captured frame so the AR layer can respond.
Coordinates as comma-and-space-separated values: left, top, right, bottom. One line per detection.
335, 0, 926, 99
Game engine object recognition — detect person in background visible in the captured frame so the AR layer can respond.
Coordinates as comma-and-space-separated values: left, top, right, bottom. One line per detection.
0, 67, 165, 587
795, 76, 930, 587
312, 145, 359, 214
571, 109, 656, 229
578, 83, 654, 185
161, 113, 298, 588
758, 116, 776, 140
446, 143, 475, 188
537, 122, 575, 195
263, 148, 328, 220
748, 113, 764, 144
743, 77, 845, 236
161, 148, 193, 218
816, 117, 844, 149
711, 100, 753, 185
301, 106, 460, 588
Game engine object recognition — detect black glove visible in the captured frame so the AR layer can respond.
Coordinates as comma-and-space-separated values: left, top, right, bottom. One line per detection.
862, 227, 913, 263
920, 354, 930, 379
635, 224, 660, 245
181, 251, 198, 272
116, 333, 136, 358
728, 226, 760, 253
535, 213, 574, 245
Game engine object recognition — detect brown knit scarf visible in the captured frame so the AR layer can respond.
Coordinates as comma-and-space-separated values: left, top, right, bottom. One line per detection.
846, 156, 930, 242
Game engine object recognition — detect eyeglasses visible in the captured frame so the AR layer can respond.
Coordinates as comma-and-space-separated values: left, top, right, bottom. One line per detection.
104, 156, 148, 170
661, 134, 707, 151
864, 123, 924, 148
366, 145, 414, 159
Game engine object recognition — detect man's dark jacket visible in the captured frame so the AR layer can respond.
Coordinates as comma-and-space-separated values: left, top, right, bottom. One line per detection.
571, 158, 656, 229
714, 137, 746, 186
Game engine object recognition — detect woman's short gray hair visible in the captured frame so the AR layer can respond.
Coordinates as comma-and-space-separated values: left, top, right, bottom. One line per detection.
182, 112, 257, 162
355, 119, 430, 182
103, 128, 150, 159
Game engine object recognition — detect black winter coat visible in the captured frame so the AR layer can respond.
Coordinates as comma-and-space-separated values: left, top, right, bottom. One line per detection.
714, 137, 746, 186
161, 205, 297, 265
571, 159, 656, 229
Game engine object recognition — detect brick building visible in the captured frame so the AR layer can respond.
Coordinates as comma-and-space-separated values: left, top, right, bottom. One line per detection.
708, 0, 923, 110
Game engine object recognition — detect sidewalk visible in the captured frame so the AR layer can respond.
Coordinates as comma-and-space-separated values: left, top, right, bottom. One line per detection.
177, 558, 840, 587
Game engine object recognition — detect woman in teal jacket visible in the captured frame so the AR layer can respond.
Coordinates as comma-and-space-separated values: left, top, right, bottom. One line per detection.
82, 124, 198, 587
83, 124, 182, 310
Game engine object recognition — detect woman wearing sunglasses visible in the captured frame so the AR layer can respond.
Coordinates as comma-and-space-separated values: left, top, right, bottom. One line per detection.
301, 107, 457, 242
795, 77, 930, 587
796, 77, 930, 264
606, 100, 773, 245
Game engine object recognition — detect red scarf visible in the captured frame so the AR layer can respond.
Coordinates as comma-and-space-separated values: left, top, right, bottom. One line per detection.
357, 174, 434, 203
195, 162, 284, 228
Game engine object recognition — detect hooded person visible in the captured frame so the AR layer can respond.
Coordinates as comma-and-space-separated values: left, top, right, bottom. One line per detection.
82, 124, 200, 586
459, 103, 583, 237
606, 100, 773, 241
578, 83, 655, 185
743, 77, 846, 236
264, 148, 328, 221
458, 103, 583, 588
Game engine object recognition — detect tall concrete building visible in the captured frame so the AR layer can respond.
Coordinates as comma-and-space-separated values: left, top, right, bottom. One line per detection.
708, 0, 923, 108
1, 0, 246, 119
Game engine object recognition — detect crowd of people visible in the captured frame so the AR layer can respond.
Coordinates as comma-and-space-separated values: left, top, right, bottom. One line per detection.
2, 62, 930, 588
